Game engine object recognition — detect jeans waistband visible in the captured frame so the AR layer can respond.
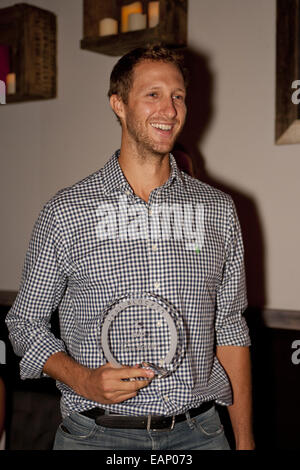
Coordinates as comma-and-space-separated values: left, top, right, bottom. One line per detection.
80, 401, 214, 431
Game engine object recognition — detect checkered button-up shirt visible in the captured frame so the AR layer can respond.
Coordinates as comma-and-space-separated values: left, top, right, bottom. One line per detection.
6, 150, 250, 418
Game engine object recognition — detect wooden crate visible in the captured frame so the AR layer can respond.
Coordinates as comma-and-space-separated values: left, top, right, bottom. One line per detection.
275, 0, 300, 144
81, 0, 188, 56
0, 3, 57, 103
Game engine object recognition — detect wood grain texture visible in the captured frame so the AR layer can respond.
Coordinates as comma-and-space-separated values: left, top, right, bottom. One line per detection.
276, 0, 300, 144
0, 3, 56, 103
81, 0, 187, 56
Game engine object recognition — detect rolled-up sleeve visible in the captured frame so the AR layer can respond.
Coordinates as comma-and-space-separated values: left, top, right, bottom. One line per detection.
215, 199, 251, 347
5, 200, 68, 379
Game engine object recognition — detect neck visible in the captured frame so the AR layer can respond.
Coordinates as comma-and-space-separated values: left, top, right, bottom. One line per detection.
118, 139, 171, 203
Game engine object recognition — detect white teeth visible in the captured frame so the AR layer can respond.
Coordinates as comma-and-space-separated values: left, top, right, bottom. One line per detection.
151, 123, 172, 131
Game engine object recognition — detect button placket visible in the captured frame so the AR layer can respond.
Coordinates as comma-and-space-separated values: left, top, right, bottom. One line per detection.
146, 201, 162, 295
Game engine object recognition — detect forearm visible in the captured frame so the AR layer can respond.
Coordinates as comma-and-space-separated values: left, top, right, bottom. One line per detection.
43, 351, 154, 405
6, 309, 67, 380
216, 345, 255, 450
43, 351, 89, 396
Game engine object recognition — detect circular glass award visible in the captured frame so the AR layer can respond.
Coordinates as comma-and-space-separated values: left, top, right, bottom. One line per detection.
100, 293, 186, 378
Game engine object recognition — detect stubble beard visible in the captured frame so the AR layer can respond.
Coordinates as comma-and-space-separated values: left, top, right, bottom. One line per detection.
125, 115, 179, 159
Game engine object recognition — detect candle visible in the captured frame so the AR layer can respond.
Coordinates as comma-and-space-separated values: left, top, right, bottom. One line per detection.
148, 1, 160, 28
6, 73, 16, 94
99, 18, 118, 36
128, 13, 146, 32
121, 2, 142, 33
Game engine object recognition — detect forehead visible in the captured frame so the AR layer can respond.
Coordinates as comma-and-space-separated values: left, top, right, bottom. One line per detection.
130, 60, 186, 92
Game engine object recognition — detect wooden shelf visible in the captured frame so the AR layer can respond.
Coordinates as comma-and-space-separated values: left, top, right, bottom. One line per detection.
80, 0, 188, 57
0, 3, 57, 104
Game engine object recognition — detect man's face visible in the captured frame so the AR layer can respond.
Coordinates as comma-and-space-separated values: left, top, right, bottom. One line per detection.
119, 60, 187, 157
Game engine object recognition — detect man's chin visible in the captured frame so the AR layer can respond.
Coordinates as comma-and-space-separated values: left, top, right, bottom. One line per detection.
150, 148, 173, 158
150, 141, 176, 156
136, 137, 177, 157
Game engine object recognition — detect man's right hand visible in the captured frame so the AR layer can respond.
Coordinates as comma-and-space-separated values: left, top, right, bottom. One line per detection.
43, 352, 155, 405
77, 362, 155, 404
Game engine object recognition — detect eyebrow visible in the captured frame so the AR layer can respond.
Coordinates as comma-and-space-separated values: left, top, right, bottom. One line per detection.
146, 86, 186, 93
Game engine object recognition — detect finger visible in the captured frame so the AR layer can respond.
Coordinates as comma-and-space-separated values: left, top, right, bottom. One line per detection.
111, 365, 155, 381
114, 391, 139, 403
111, 384, 150, 403
121, 377, 152, 393
111, 374, 153, 395
134, 379, 152, 390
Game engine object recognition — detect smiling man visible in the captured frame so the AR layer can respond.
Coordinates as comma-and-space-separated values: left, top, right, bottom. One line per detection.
6, 46, 254, 451
115, 61, 186, 150
109, 51, 187, 203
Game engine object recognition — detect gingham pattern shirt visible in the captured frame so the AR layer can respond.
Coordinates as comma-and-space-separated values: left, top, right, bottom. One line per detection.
6, 150, 250, 418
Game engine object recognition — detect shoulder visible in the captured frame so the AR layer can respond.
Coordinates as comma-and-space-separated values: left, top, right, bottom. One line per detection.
27, 167, 107, 242
42, 168, 105, 217
53, 168, 104, 205
180, 171, 234, 208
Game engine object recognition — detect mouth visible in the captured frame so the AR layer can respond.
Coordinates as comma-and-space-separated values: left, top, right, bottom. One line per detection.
150, 123, 177, 141
151, 123, 173, 131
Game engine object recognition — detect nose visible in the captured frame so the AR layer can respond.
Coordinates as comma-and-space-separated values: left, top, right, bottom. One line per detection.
160, 96, 177, 119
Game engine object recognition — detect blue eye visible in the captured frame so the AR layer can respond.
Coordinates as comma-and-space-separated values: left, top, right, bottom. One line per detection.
173, 95, 184, 101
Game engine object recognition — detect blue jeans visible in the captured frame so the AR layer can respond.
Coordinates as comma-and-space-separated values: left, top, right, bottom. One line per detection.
53, 405, 230, 450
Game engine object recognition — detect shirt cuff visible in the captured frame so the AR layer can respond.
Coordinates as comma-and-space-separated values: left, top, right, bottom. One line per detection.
215, 316, 251, 347
19, 332, 66, 380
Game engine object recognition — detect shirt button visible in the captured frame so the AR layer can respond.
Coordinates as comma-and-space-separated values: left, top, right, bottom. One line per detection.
164, 395, 169, 402
157, 320, 162, 327
148, 208, 153, 216
154, 282, 160, 290
125, 190, 131, 196
152, 243, 158, 252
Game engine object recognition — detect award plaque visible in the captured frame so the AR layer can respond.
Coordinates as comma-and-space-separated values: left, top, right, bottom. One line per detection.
100, 293, 186, 378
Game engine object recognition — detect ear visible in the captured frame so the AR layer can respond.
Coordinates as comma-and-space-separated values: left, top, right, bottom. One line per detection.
109, 94, 125, 121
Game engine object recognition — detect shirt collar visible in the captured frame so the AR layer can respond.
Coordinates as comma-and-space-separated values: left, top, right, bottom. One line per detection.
101, 150, 185, 195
